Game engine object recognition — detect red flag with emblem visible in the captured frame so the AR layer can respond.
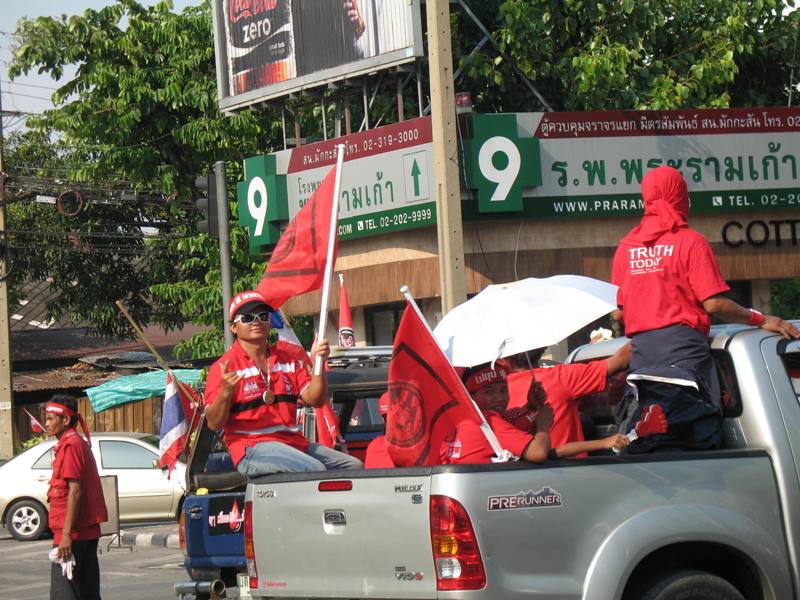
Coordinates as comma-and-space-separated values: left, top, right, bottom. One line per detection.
25, 408, 45, 434
257, 164, 339, 310
338, 273, 355, 348
385, 302, 483, 466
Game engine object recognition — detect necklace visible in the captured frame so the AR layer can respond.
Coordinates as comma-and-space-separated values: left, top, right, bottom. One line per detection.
258, 353, 274, 405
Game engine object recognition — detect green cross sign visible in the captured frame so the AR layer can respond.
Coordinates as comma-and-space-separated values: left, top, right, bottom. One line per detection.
462, 113, 541, 213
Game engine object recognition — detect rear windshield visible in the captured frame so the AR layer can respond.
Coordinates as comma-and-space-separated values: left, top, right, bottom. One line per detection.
780, 343, 800, 401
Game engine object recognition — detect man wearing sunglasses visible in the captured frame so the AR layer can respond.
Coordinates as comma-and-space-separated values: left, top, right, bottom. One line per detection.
204, 290, 363, 476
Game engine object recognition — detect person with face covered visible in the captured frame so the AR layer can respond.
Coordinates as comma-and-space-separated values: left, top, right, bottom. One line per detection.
612, 166, 799, 450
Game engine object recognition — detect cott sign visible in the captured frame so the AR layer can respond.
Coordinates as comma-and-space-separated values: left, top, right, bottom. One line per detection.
462, 107, 800, 219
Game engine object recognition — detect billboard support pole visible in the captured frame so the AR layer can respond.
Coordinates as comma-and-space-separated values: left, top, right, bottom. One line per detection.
416, 62, 424, 117
427, 0, 467, 315
321, 95, 328, 140
294, 111, 301, 147
362, 83, 370, 130
281, 106, 288, 150
396, 77, 405, 122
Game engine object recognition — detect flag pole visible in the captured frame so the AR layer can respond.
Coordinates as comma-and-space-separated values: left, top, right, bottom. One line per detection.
115, 300, 202, 430
314, 143, 346, 375
399, 286, 511, 462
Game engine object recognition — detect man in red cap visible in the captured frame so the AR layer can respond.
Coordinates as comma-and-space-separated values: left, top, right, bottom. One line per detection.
44, 394, 107, 600
440, 363, 554, 464
612, 166, 799, 449
204, 290, 362, 476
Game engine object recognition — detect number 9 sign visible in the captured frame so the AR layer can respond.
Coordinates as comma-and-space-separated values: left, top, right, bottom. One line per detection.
247, 176, 268, 237
478, 136, 522, 202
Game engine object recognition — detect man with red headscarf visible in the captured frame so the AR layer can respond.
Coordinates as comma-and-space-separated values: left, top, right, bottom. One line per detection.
44, 394, 107, 600
612, 166, 799, 450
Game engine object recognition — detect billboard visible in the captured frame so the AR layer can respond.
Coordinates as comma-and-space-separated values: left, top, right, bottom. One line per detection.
212, 0, 424, 112
237, 116, 434, 252
461, 108, 800, 219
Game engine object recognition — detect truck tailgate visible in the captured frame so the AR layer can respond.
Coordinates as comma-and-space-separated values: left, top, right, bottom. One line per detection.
183, 492, 246, 569
248, 471, 436, 598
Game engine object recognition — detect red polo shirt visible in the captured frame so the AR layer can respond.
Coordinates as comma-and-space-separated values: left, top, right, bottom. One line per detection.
440, 411, 533, 464
612, 228, 730, 336
204, 340, 312, 466
48, 430, 107, 544
506, 362, 608, 454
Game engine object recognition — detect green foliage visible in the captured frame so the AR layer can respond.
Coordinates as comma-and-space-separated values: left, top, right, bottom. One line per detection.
17, 434, 47, 454
771, 279, 800, 320
455, 0, 800, 111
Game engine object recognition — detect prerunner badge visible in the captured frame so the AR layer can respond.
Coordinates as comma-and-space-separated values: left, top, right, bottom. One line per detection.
488, 487, 563, 511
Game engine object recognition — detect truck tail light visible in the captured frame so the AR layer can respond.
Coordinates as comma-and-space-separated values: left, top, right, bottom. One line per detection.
178, 509, 187, 556
244, 500, 258, 590
430, 495, 486, 591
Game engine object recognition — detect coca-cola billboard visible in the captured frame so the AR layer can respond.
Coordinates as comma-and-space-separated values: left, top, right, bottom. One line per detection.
212, 0, 423, 111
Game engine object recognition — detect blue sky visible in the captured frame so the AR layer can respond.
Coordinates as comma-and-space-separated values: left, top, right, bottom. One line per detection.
1, 0, 199, 133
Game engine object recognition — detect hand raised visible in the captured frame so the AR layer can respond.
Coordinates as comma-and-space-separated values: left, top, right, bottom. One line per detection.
219, 360, 242, 394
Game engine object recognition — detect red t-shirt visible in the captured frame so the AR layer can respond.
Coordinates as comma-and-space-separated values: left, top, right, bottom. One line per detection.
440, 411, 532, 464
204, 340, 312, 466
506, 362, 607, 454
48, 430, 107, 544
364, 436, 395, 468
612, 227, 730, 336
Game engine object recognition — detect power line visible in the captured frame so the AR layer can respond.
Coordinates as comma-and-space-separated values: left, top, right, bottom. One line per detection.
1, 80, 60, 91
1, 90, 52, 101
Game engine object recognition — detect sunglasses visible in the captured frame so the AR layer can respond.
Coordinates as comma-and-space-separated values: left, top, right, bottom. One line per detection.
233, 311, 271, 324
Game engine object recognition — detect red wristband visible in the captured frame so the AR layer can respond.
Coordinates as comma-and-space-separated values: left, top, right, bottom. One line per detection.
748, 309, 765, 327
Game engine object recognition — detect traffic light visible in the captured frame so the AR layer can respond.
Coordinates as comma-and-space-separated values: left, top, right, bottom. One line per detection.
195, 172, 219, 239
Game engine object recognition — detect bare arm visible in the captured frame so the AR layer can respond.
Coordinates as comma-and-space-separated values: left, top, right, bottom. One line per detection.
205, 361, 242, 430
703, 295, 800, 339
521, 404, 553, 463
58, 479, 82, 561
554, 434, 629, 458
605, 342, 631, 376
299, 338, 330, 408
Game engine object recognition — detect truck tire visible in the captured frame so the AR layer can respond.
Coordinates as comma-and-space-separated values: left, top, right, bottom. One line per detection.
639, 569, 746, 600
5, 499, 49, 541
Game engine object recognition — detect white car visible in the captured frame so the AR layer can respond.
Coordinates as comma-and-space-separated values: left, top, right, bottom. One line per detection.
0, 432, 186, 541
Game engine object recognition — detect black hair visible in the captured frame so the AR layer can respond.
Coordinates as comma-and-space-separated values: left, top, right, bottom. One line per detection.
50, 393, 79, 427
505, 348, 545, 371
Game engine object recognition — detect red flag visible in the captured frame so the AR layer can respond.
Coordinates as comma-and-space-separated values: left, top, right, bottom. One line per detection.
338, 273, 355, 348
385, 302, 484, 466
271, 311, 342, 448
257, 164, 339, 310
25, 408, 45, 434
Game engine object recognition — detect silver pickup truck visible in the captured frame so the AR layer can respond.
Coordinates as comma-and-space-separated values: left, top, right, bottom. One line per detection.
244, 324, 800, 600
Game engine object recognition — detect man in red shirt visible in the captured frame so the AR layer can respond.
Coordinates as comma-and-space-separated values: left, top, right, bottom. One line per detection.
205, 290, 363, 476
44, 394, 107, 600
612, 166, 799, 448
441, 364, 554, 464
503, 343, 631, 454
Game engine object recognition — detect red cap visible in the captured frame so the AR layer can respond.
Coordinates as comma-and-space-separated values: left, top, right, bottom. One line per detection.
463, 364, 510, 395
228, 290, 273, 321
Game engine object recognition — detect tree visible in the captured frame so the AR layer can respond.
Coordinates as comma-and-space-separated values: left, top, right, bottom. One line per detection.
455, 0, 800, 112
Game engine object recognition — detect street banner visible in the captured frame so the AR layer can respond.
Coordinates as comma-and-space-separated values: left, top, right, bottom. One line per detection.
338, 273, 355, 348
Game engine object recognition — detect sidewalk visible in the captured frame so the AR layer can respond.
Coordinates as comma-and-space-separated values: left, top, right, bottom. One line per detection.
110, 522, 180, 549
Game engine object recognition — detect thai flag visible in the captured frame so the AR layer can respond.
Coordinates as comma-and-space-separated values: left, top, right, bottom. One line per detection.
24, 408, 45, 434
158, 371, 198, 477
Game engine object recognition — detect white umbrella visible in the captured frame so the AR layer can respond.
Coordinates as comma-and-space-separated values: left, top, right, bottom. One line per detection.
433, 275, 619, 368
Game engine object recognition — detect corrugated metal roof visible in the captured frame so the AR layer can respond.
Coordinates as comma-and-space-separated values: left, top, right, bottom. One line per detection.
10, 280, 91, 332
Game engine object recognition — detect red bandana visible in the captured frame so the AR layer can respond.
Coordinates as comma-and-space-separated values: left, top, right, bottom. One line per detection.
46, 402, 92, 447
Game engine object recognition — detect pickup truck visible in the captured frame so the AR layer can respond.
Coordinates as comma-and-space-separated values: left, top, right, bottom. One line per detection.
244, 323, 800, 600
174, 348, 391, 600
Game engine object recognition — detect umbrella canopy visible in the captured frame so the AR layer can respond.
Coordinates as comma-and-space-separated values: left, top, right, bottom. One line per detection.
433, 275, 618, 368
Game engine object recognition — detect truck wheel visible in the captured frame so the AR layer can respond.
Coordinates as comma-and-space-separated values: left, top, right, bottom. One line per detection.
5, 499, 48, 541
639, 569, 745, 600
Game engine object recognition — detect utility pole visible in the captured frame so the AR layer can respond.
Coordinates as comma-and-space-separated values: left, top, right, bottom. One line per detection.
215, 161, 234, 350
427, 0, 467, 315
0, 79, 16, 458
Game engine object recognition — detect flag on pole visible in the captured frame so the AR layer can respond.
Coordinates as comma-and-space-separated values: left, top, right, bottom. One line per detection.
338, 273, 355, 348
257, 164, 340, 310
24, 408, 45, 434
270, 311, 343, 449
385, 302, 485, 467
159, 371, 200, 477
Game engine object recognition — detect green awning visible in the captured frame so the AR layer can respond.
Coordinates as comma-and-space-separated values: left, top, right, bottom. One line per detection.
85, 369, 202, 412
